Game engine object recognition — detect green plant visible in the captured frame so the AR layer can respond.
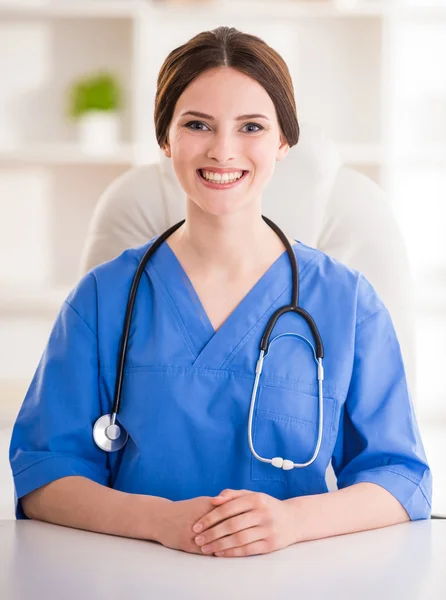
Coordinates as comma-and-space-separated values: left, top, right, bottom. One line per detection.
68, 71, 122, 119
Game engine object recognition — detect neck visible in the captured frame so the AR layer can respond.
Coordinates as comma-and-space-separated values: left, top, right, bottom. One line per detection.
169, 199, 293, 277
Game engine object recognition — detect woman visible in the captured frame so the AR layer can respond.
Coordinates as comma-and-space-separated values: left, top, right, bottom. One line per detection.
9, 26, 432, 558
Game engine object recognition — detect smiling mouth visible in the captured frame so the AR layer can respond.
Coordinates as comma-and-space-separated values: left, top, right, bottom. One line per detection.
197, 169, 249, 184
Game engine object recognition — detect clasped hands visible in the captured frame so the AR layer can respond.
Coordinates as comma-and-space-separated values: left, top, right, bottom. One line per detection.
191, 488, 297, 558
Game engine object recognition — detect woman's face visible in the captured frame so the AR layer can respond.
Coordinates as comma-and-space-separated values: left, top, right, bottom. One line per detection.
163, 66, 289, 218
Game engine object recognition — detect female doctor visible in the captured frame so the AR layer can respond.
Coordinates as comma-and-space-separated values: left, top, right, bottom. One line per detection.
9, 26, 432, 558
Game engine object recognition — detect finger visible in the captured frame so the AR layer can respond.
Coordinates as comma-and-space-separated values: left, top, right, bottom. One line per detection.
211, 489, 251, 504
195, 509, 261, 548
201, 526, 267, 555
215, 539, 269, 558
193, 494, 256, 534
192, 490, 251, 533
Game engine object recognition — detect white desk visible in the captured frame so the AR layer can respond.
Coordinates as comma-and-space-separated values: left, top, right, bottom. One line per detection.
0, 520, 445, 599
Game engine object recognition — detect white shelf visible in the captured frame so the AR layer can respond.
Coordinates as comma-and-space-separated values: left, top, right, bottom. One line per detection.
0, 142, 386, 167
151, 1, 446, 20
1, 1, 446, 21
0, 0, 143, 19
0, 285, 72, 315
0, 145, 390, 167
0, 143, 136, 165
152, 1, 387, 19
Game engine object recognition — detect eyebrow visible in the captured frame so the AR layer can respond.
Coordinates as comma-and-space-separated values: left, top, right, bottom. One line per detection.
180, 110, 270, 121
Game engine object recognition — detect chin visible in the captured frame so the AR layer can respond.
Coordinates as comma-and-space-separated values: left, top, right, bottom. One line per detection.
194, 198, 251, 218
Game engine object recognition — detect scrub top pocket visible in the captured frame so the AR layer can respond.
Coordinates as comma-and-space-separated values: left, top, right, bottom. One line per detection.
250, 383, 335, 495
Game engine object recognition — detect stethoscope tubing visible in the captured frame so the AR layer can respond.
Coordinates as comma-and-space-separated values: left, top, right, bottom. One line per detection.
93, 216, 325, 470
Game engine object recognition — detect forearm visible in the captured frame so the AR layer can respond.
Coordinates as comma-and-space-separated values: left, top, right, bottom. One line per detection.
21, 475, 172, 542
286, 482, 410, 543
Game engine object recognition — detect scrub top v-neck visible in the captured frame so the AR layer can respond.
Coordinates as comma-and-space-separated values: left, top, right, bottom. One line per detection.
146, 240, 304, 370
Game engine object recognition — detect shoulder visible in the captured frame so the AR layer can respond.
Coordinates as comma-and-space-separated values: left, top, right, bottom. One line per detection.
65, 237, 159, 328
87, 236, 158, 286
295, 241, 386, 326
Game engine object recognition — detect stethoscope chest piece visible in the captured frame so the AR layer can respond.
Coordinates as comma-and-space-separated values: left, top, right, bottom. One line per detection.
93, 414, 129, 452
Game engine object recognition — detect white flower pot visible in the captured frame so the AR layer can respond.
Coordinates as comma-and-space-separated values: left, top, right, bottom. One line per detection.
77, 111, 121, 155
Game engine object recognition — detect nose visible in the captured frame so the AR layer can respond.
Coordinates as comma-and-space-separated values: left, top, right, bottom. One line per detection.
206, 131, 237, 164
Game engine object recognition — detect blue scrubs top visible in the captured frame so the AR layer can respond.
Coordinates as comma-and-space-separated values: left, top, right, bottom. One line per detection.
9, 238, 432, 521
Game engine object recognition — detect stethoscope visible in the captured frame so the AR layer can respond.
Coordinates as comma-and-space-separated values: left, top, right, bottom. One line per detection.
93, 216, 325, 471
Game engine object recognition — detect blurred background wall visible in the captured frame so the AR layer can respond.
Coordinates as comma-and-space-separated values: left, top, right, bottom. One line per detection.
0, 0, 445, 517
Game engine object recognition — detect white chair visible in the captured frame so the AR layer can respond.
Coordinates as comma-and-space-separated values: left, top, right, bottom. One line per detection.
79, 122, 417, 491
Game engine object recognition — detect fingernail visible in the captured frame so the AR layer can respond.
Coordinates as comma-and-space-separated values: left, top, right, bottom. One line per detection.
193, 523, 203, 533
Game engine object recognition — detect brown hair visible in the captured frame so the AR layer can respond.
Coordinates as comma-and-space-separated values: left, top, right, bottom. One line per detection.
154, 26, 299, 149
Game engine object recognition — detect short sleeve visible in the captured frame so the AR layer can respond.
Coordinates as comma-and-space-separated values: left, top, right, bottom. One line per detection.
8, 273, 110, 519
332, 305, 432, 521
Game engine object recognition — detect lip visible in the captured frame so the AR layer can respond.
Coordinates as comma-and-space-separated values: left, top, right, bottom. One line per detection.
199, 167, 248, 174
196, 169, 249, 190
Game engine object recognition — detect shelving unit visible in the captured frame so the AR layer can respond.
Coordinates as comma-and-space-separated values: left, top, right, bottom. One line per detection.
0, 285, 71, 315
1, 0, 445, 425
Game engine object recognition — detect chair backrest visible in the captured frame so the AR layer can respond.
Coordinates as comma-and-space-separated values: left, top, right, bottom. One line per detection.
79, 122, 417, 401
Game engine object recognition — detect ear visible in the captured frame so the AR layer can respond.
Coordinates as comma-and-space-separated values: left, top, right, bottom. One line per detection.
276, 135, 289, 162
162, 142, 171, 158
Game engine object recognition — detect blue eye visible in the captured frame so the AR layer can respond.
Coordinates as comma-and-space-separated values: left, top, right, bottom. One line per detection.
242, 123, 263, 133
184, 121, 264, 133
185, 121, 210, 131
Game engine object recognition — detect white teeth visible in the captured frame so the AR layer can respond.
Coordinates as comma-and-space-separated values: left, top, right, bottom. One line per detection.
201, 169, 244, 183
